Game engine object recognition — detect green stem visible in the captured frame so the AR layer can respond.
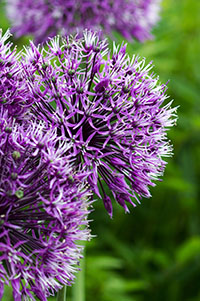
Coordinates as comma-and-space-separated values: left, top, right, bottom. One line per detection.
72, 253, 85, 301
57, 285, 67, 301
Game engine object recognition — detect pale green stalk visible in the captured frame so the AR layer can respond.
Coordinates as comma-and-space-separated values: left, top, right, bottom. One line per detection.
57, 286, 67, 301
72, 252, 85, 301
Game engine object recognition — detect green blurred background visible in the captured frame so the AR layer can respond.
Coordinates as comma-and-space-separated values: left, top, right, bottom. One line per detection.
0, 0, 200, 300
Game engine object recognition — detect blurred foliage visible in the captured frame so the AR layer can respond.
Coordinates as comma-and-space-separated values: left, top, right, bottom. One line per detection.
0, 0, 200, 300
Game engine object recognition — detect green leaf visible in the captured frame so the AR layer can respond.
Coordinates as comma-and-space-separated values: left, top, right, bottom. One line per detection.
176, 237, 200, 264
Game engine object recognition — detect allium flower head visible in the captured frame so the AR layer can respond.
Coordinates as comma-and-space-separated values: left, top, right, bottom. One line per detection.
21, 31, 177, 217
0, 30, 31, 118
6, 0, 161, 44
0, 109, 91, 300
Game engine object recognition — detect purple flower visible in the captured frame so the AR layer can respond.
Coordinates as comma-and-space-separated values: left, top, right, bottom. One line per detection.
6, 0, 161, 44
21, 31, 177, 217
0, 30, 31, 118
0, 109, 91, 300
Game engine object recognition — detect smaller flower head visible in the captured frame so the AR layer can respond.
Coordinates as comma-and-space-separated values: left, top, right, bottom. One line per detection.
6, 0, 162, 44
21, 30, 177, 217
0, 109, 91, 300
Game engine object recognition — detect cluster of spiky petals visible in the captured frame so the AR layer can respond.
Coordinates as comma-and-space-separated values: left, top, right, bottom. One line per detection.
6, 0, 161, 44
0, 29, 32, 119
0, 109, 91, 300
20, 31, 177, 217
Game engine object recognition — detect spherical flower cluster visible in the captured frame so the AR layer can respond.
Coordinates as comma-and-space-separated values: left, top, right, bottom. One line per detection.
0, 29, 31, 119
0, 109, 91, 300
6, 0, 161, 44
21, 31, 177, 217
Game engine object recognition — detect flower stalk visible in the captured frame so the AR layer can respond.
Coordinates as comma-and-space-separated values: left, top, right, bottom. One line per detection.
72, 251, 86, 301
57, 286, 67, 301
